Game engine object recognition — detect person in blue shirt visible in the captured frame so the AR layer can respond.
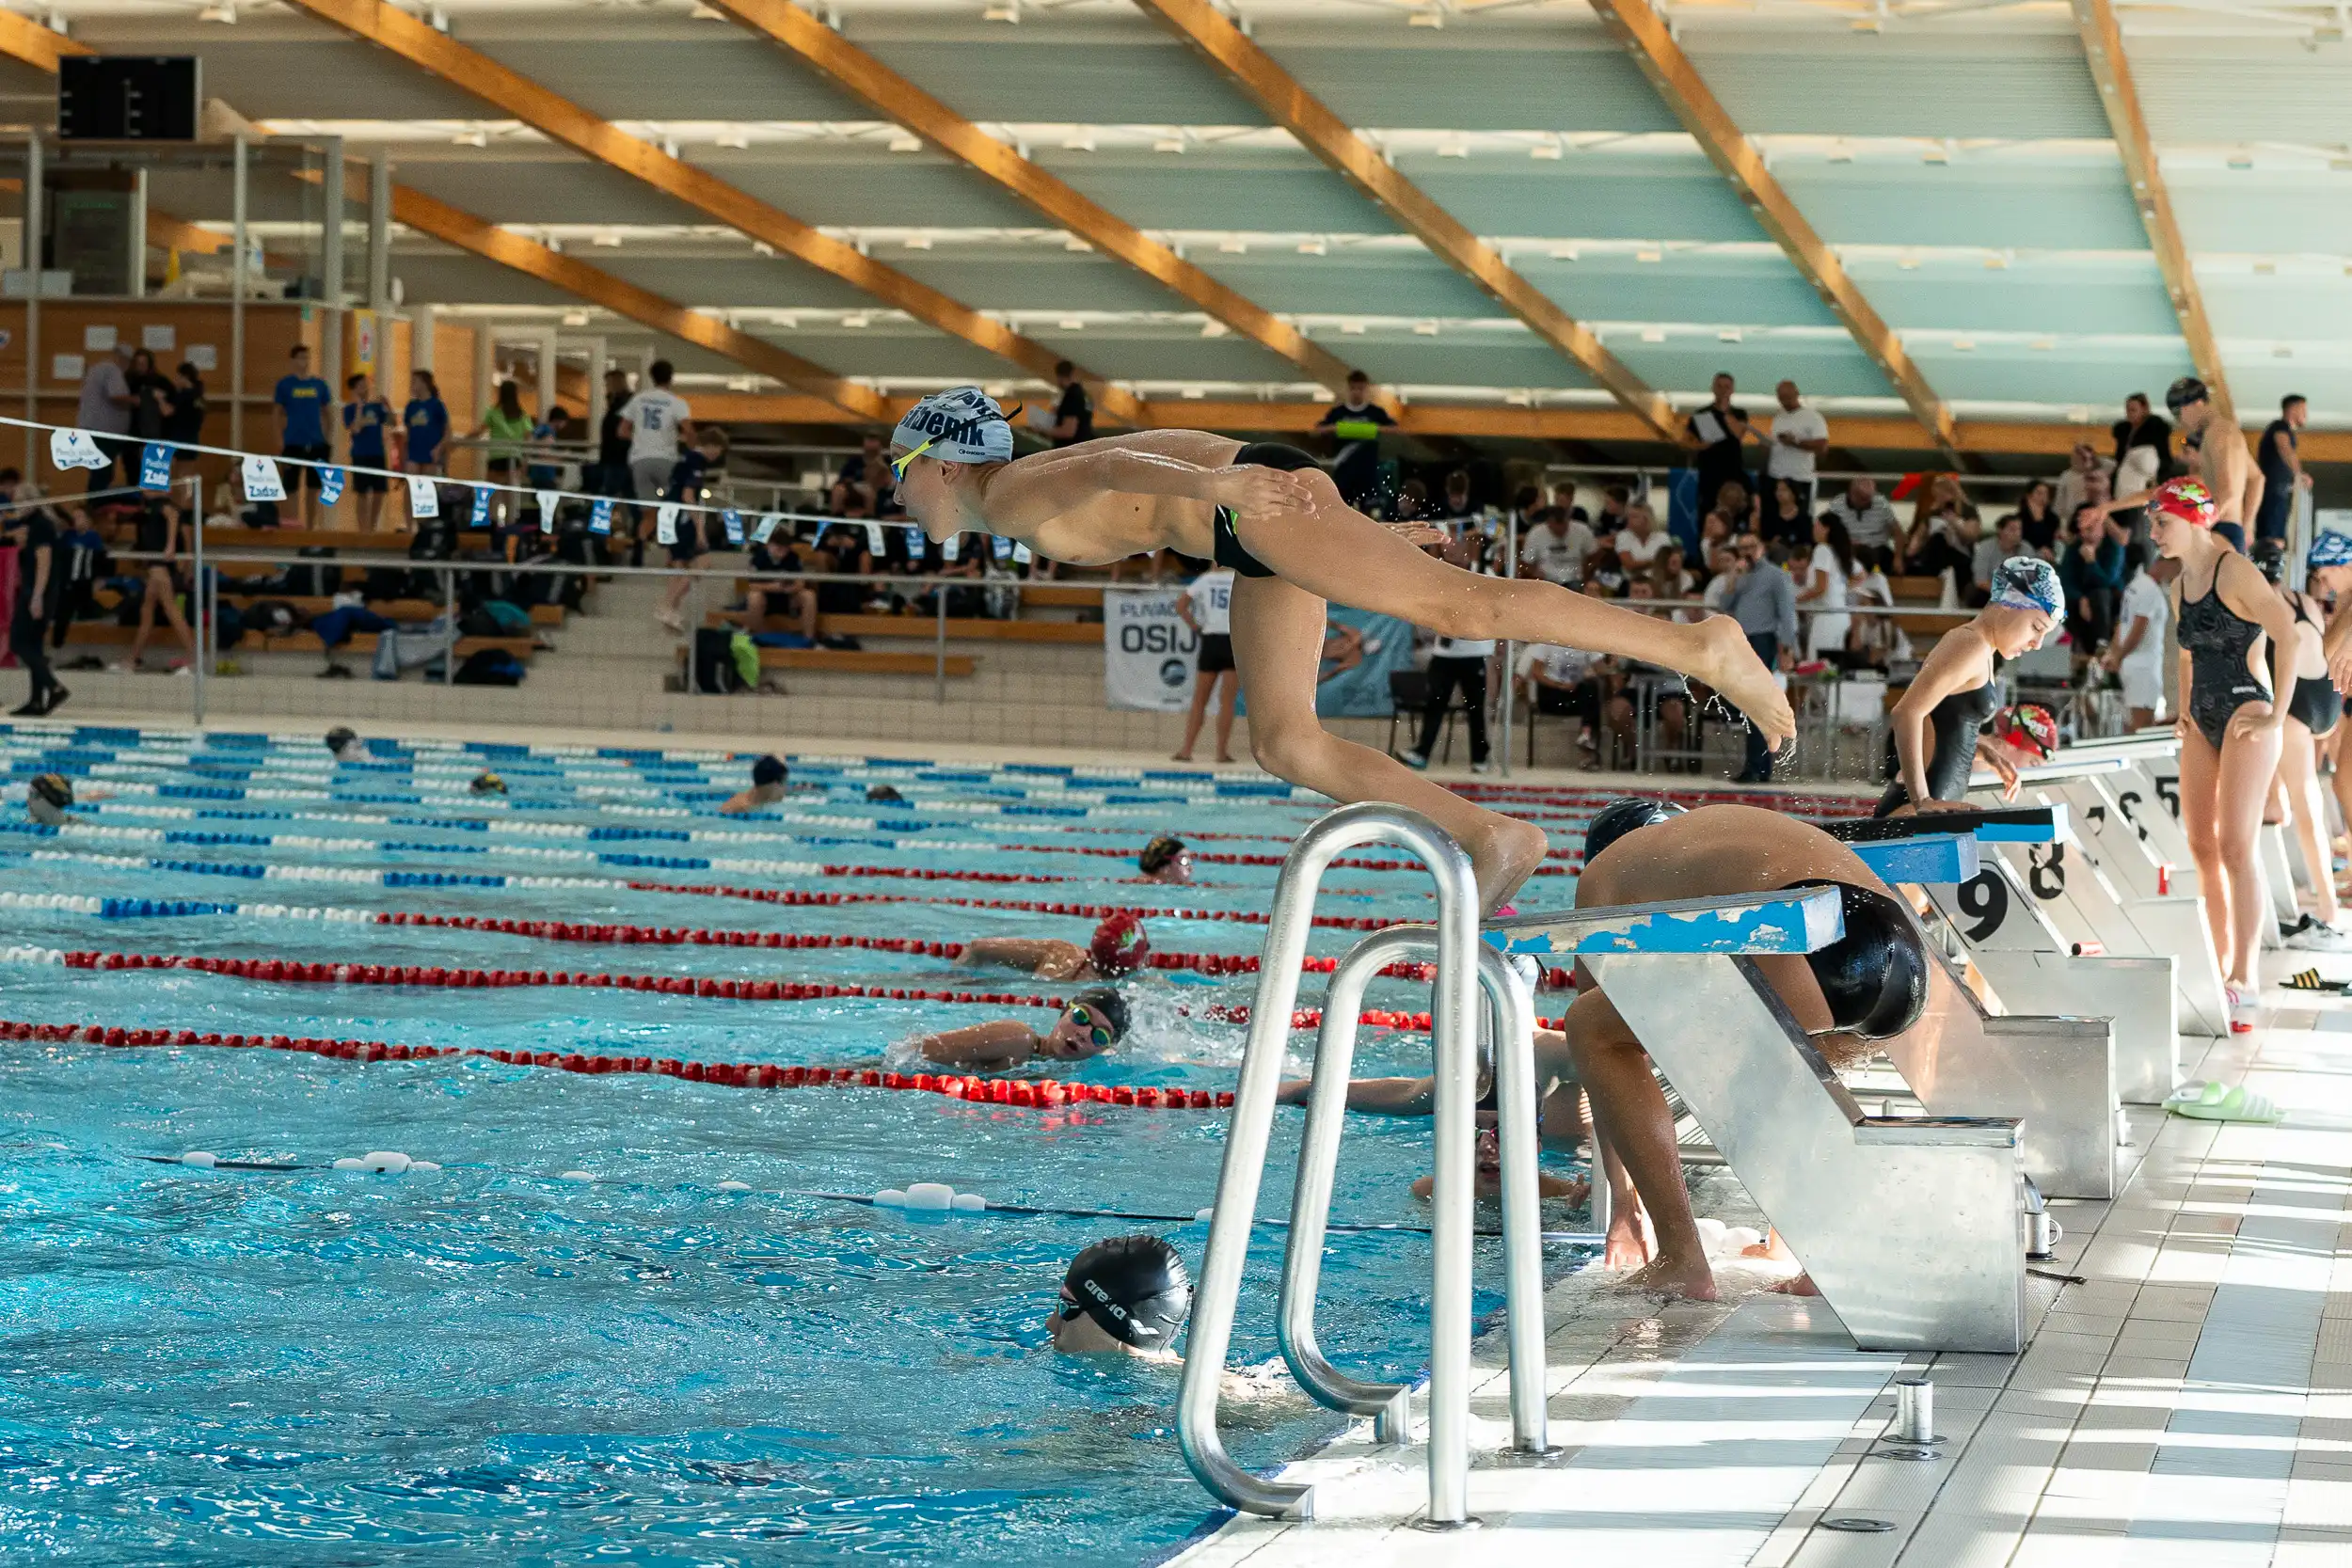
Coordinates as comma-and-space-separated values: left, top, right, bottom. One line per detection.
403, 369, 450, 478
272, 344, 333, 528
342, 372, 393, 533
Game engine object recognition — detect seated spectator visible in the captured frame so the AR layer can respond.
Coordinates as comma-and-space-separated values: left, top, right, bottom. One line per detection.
1846, 545, 1899, 669
814, 523, 877, 615
733, 535, 818, 643
1318, 619, 1365, 682
1714, 479, 1753, 536
1651, 544, 1699, 622
1614, 502, 1669, 569
830, 432, 887, 518
1822, 476, 1897, 554
1439, 468, 1477, 524
1699, 544, 1740, 615
2058, 513, 2125, 675
1391, 478, 1430, 522
1799, 515, 1854, 661
1594, 483, 1630, 539
1969, 514, 2026, 610
1760, 476, 1811, 551
1899, 495, 1977, 584
1582, 546, 1628, 598
1519, 505, 1594, 586
1519, 641, 1602, 765
2014, 480, 2062, 557
1696, 507, 1734, 563
527, 406, 573, 493
2053, 441, 2115, 526
1601, 580, 1690, 769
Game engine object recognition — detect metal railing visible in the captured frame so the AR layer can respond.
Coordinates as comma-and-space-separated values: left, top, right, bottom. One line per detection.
1177, 803, 1547, 1527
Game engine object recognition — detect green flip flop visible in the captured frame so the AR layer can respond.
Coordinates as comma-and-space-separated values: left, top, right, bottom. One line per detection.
2163, 1081, 2285, 1123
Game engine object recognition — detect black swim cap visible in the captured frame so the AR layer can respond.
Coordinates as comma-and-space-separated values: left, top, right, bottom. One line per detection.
1786, 879, 1929, 1041
1066, 986, 1129, 1044
325, 726, 358, 756
1061, 1234, 1192, 1350
1139, 834, 1186, 875
2166, 375, 2209, 414
1581, 797, 1685, 869
752, 754, 787, 788
866, 784, 906, 803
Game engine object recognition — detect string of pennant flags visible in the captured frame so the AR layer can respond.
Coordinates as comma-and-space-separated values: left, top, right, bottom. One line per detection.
12, 415, 1035, 566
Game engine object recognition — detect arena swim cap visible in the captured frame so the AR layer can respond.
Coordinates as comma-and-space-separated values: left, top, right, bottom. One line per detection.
1785, 879, 1929, 1041
1580, 797, 1684, 868
2149, 476, 2217, 529
2311, 530, 2352, 570
1060, 1235, 1192, 1351
890, 387, 1014, 468
1990, 702, 2059, 762
1065, 986, 1130, 1046
1138, 834, 1187, 875
1988, 556, 2064, 622
2165, 375, 2210, 414
26, 772, 72, 826
1089, 911, 1150, 976
751, 754, 787, 789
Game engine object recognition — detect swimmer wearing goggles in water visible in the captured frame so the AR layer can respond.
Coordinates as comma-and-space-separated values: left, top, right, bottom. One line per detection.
914, 987, 1130, 1072
1047, 1234, 1192, 1358
959, 912, 1150, 984
885, 386, 1794, 915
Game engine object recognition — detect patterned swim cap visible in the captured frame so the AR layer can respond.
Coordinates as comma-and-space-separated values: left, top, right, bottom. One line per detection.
1988, 555, 2062, 619
2312, 530, 2352, 569
2149, 476, 2217, 528
890, 387, 1014, 467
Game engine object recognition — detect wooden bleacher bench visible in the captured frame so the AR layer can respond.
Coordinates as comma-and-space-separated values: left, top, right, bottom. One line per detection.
707, 610, 1095, 645
64, 622, 537, 662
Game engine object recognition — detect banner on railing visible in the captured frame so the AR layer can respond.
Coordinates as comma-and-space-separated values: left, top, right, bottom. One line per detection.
1103, 588, 1198, 712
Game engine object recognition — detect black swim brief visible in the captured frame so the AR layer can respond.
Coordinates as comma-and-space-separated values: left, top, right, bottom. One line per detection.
1212, 442, 1326, 578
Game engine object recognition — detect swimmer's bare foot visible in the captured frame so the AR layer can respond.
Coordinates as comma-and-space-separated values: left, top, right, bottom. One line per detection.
1692, 615, 1796, 754
1171, 751, 1193, 762
1216, 752, 1234, 764
1767, 1272, 1820, 1296
1469, 813, 1549, 917
1613, 1253, 1719, 1301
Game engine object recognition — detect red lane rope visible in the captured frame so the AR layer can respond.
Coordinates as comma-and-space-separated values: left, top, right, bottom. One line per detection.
0, 1016, 1231, 1112
59, 949, 1067, 1009
362, 912, 1486, 984
1006, 843, 1577, 873
619, 881, 1400, 930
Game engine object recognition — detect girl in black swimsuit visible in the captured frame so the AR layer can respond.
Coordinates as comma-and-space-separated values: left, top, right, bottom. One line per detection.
2151, 478, 2300, 1020
2252, 541, 2348, 946
1879, 556, 2062, 816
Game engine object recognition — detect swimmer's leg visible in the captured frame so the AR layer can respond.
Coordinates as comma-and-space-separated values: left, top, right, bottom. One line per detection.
1231, 470, 1794, 752
1558, 985, 1714, 1299
1229, 574, 1547, 914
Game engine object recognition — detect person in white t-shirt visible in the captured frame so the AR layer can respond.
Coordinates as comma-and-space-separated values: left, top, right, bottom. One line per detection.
617, 358, 693, 517
1613, 502, 1669, 569
2102, 544, 2170, 729
1764, 380, 1829, 516
1517, 641, 1601, 764
1518, 506, 1595, 586
1174, 566, 1238, 763
1798, 515, 1855, 660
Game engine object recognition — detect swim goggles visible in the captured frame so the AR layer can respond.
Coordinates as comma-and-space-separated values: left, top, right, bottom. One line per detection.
1066, 1005, 1117, 1049
887, 437, 935, 482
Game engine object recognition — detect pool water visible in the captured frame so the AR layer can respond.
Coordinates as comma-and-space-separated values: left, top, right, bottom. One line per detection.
0, 725, 1668, 1566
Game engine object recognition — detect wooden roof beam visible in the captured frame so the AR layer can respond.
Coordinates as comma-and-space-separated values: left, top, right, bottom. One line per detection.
277, 0, 1141, 422
1586, 0, 1960, 463
1129, 0, 1678, 443
2070, 0, 2233, 428
706, 0, 1357, 396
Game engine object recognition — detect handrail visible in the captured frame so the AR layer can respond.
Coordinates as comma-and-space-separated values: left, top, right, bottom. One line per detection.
1177, 802, 1484, 1525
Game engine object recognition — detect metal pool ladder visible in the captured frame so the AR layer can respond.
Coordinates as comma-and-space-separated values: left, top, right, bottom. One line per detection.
1175, 802, 1555, 1528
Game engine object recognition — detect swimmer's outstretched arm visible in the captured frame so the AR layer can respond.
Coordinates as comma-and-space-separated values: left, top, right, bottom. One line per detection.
1275, 1075, 1435, 1114
957, 937, 1080, 975
978, 446, 1312, 533
916, 1020, 1037, 1069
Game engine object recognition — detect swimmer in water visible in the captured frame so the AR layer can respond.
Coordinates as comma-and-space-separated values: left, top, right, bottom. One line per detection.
721, 754, 787, 815
885, 387, 1795, 914
1559, 797, 1931, 1300
1048, 1234, 1193, 1358
1138, 835, 1193, 884
914, 987, 1129, 1070
469, 771, 507, 796
1277, 1047, 1593, 1205
866, 784, 908, 804
325, 725, 365, 762
23, 771, 80, 827
960, 911, 1149, 983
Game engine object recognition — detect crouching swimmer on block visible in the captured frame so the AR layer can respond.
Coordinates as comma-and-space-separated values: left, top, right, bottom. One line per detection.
912, 988, 1129, 1071
885, 388, 1796, 913
1561, 797, 1930, 1299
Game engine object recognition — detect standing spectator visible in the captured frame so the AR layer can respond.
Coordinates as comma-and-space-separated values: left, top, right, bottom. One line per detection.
1763, 379, 1828, 517
403, 369, 450, 477
1614, 501, 1669, 569
2255, 393, 2309, 546
2102, 544, 2169, 729
477, 380, 533, 489
1172, 563, 1237, 764
2052, 442, 2113, 526
1683, 372, 1751, 517
1822, 475, 1896, 554
831, 432, 888, 518
1314, 370, 1394, 508
124, 349, 169, 446
74, 342, 135, 494
617, 358, 692, 516
272, 343, 333, 527
342, 372, 394, 532
1760, 476, 1811, 551
596, 368, 633, 496
7, 496, 63, 715
656, 426, 729, 632
1968, 514, 2025, 609
2014, 480, 2062, 557
161, 361, 206, 464
1800, 515, 1854, 660
1047, 360, 1093, 447
1402, 538, 1495, 774
1719, 533, 1797, 783
1848, 545, 1899, 669
1594, 483, 1631, 543
2110, 391, 2171, 483
529, 405, 572, 493
1518, 506, 1594, 586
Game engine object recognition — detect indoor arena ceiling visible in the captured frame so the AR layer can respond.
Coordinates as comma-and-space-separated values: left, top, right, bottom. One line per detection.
4, 0, 2350, 458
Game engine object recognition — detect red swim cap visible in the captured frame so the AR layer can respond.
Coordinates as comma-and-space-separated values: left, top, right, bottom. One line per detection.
1089, 911, 1150, 975
2149, 476, 2217, 529
1992, 702, 2059, 761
